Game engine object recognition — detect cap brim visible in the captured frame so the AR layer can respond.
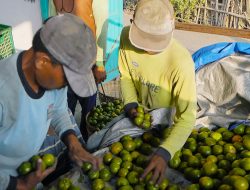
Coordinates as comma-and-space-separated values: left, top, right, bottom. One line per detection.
129, 23, 173, 52
63, 66, 97, 97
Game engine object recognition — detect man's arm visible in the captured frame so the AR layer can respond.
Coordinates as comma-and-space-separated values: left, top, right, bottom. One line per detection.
92, 64, 106, 83
91, 0, 108, 83
50, 88, 102, 169
160, 61, 197, 158
62, 133, 102, 169
50, 88, 76, 138
142, 59, 197, 184
118, 29, 139, 116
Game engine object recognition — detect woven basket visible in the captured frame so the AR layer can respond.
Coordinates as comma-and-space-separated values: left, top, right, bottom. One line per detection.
85, 112, 100, 136
98, 78, 122, 103
86, 79, 123, 135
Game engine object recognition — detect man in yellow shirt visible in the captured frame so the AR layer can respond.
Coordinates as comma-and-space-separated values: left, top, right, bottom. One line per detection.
118, 0, 197, 184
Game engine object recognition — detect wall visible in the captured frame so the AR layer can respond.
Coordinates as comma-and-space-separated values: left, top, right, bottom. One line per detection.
0, 0, 42, 50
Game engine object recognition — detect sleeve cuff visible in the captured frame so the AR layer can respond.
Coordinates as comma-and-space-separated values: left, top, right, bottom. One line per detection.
61, 129, 76, 142
124, 102, 138, 115
7, 176, 17, 190
155, 147, 171, 163
95, 61, 104, 67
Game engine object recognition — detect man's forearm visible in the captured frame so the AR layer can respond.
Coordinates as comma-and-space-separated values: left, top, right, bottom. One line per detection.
62, 132, 80, 150
16, 178, 26, 190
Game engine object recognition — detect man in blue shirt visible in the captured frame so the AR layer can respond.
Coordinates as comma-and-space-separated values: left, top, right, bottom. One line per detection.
0, 14, 101, 190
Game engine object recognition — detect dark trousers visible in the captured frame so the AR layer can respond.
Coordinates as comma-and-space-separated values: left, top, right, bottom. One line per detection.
67, 87, 97, 141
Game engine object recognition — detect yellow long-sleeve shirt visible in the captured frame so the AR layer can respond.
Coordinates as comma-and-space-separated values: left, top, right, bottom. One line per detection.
118, 27, 197, 158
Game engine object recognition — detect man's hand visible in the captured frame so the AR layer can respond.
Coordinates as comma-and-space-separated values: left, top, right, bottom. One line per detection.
141, 154, 167, 185
17, 159, 56, 190
66, 134, 102, 170
127, 108, 138, 119
92, 65, 106, 83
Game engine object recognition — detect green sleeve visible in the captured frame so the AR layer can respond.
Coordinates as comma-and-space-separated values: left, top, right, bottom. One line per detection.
96, 61, 104, 67
160, 60, 197, 158
118, 30, 138, 105
93, 0, 108, 66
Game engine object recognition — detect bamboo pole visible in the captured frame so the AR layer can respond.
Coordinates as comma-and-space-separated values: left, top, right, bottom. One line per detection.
223, 0, 231, 27
199, 6, 247, 19
196, 7, 201, 23
218, 0, 225, 26
247, 0, 250, 28
215, 0, 219, 25
247, 0, 250, 18
231, 0, 235, 28
204, 0, 207, 24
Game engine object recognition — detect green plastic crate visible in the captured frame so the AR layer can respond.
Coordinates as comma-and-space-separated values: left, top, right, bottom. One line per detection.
0, 24, 15, 60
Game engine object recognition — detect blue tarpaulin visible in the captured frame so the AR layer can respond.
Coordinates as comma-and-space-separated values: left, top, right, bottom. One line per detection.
192, 42, 250, 71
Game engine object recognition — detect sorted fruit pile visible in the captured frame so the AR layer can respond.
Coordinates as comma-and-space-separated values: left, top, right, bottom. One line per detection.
82, 129, 181, 190
17, 153, 56, 176
168, 124, 250, 190
87, 100, 124, 130
133, 106, 152, 130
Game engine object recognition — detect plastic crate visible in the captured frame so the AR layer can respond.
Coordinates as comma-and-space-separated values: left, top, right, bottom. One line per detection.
0, 24, 15, 60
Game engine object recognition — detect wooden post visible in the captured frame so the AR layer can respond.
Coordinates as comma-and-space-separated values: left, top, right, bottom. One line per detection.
223, 0, 231, 27
204, 0, 207, 24
246, 0, 250, 28
219, 0, 226, 26
196, 7, 201, 24
219, 0, 226, 27
247, 0, 250, 18
231, 0, 235, 28
215, 0, 219, 25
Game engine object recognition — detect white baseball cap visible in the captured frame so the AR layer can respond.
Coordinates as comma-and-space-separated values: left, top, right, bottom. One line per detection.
129, 0, 175, 52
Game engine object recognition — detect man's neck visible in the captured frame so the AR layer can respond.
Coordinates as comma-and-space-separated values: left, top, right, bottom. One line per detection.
22, 49, 40, 93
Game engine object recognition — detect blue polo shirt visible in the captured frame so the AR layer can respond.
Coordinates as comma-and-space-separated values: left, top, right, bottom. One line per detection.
0, 52, 75, 190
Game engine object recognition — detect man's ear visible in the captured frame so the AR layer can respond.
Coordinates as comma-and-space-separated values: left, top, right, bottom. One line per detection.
34, 52, 51, 70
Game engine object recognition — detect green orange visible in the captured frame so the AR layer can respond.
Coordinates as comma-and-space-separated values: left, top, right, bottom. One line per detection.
103, 152, 113, 164
57, 178, 72, 190
92, 179, 105, 190
110, 142, 123, 155
127, 171, 139, 185
199, 176, 214, 190
42, 153, 55, 168
82, 162, 92, 173
18, 161, 32, 175
99, 168, 111, 182
123, 140, 136, 152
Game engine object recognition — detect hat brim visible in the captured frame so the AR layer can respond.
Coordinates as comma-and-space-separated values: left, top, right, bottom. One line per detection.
63, 66, 97, 97
129, 23, 173, 52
